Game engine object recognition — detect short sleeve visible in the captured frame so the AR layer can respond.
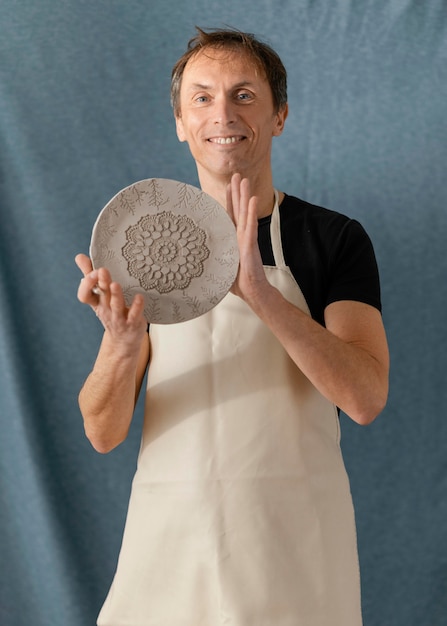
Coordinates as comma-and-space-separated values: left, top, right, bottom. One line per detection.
326, 219, 382, 312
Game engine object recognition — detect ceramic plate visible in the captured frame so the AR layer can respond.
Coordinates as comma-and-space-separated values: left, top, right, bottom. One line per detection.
90, 178, 239, 324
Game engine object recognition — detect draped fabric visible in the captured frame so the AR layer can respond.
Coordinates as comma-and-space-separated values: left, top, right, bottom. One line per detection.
1, 1, 446, 625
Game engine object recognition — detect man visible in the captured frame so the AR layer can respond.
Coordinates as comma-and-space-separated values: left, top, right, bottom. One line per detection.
76, 27, 389, 626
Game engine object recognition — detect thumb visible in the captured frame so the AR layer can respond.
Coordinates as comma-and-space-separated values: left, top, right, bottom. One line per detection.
75, 253, 93, 276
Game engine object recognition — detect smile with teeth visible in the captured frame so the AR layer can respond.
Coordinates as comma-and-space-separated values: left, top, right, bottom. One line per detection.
209, 136, 244, 144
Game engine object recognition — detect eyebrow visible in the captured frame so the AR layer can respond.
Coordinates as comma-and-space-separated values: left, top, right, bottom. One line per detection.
186, 81, 256, 92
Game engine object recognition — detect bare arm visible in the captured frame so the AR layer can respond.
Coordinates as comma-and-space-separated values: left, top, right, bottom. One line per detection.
247, 289, 388, 424
75, 254, 150, 452
227, 175, 389, 425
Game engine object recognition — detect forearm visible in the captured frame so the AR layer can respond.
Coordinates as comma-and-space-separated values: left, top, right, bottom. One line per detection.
79, 333, 148, 452
248, 284, 389, 424
224, 175, 388, 423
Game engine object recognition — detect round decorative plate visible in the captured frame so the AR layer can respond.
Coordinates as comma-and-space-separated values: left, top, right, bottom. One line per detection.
89, 178, 239, 324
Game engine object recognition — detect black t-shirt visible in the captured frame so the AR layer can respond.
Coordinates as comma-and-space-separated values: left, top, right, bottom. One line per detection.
258, 194, 382, 326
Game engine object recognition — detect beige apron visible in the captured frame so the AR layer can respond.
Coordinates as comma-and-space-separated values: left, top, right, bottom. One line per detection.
98, 194, 363, 626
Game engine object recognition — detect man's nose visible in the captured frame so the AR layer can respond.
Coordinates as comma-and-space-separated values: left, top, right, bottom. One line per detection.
214, 97, 237, 124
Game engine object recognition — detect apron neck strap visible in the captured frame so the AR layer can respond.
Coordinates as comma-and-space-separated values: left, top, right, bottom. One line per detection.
270, 189, 286, 268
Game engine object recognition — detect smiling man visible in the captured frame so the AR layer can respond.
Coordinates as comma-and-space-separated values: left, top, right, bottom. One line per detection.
76, 27, 389, 626
173, 46, 287, 215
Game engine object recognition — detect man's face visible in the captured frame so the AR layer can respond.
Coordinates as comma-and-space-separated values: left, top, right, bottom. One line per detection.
175, 48, 287, 184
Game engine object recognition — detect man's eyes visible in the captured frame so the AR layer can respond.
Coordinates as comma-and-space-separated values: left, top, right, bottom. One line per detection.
236, 92, 253, 101
192, 91, 254, 104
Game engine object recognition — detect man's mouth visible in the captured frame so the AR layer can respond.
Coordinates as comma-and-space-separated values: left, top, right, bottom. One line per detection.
208, 136, 245, 145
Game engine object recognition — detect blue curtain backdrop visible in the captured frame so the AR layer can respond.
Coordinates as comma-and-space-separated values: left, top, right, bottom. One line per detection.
1, 1, 446, 624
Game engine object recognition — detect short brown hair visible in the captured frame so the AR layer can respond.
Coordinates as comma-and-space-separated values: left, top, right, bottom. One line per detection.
171, 27, 288, 116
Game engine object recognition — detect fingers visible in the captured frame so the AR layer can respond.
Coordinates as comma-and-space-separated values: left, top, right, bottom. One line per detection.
228, 174, 259, 246
108, 280, 127, 316
226, 181, 235, 222
77, 270, 98, 304
75, 254, 146, 334
226, 173, 241, 224
127, 293, 146, 323
75, 253, 93, 276
236, 174, 247, 220
231, 174, 243, 227
75, 254, 113, 303
227, 173, 253, 227
245, 195, 259, 243
77, 265, 108, 304
75, 253, 99, 305
101, 283, 146, 334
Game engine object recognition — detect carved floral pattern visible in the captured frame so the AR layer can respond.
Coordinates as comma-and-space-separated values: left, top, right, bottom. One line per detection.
122, 210, 210, 293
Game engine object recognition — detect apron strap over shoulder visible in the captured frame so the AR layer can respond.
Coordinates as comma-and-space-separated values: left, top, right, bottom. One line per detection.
270, 190, 286, 269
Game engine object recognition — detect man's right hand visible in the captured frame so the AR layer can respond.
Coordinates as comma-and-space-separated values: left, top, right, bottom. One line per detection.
75, 253, 147, 352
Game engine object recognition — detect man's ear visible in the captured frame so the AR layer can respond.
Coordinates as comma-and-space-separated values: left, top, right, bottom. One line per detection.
273, 103, 288, 137
175, 115, 186, 142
